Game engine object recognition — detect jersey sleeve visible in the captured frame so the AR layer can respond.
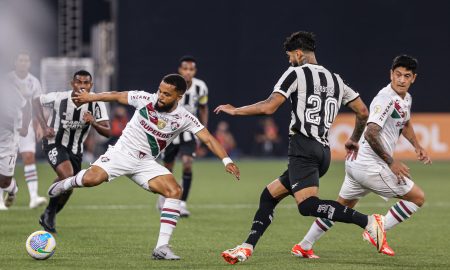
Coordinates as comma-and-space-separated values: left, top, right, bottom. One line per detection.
367, 94, 394, 128
184, 112, 205, 134
94, 101, 109, 122
127, 90, 156, 108
341, 81, 360, 106
39, 92, 57, 108
273, 68, 297, 99
198, 83, 208, 105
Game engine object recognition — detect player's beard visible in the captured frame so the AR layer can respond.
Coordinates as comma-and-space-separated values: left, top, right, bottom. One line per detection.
155, 101, 174, 113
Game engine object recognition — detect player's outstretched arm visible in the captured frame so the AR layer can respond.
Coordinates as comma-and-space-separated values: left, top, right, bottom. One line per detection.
345, 97, 369, 160
72, 91, 130, 105
214, 93, 285, 116
402, 120, 432, 164
195, 128, 240, 180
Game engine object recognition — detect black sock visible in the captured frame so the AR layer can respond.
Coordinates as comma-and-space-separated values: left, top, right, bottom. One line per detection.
46, 196, 59, 216
298, 196, 368, 228
245, 188, 280, 247
181, 172, 192, 202
56, 189, 73, 214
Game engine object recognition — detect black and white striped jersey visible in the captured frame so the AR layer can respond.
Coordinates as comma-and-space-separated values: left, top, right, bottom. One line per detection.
40, 90, 109, 155
173, 77, 208, 145
273, 64, 359, 146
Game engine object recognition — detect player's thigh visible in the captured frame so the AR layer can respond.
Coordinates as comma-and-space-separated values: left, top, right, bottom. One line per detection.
92, 145, 137, 182
147, 174, 182, 199
18, 127, 36, 157
162, 143, 179, 164
267, 170, 291, 200
338, 166, 370, 201
131, 160, 177, 195
0, 154, 18, 179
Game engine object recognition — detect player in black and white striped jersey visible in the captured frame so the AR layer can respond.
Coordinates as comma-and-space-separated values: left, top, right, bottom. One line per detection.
158, 56, 209, 217
33, 70, 111, 233
216, 31, 390, 264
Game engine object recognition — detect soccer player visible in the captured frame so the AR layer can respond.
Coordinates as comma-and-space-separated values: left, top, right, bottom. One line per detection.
47, 74, 240, 260
0, 73, 31, 210
158, 56, 209, 217
5, 53, 47, 209
215, 31, 386, 264
34, 70, 110, 233
293, 55, 429, 257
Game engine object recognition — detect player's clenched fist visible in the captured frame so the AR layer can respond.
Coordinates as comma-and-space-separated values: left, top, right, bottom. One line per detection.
226, 163, 240, 180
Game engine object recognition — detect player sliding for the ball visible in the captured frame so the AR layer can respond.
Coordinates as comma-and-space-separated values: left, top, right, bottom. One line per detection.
47, 74, 240, 260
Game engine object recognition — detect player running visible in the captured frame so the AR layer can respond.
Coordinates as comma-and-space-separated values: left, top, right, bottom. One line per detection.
215, 31, 386, 264
158, 56, 209, 217
0, 73, 31, 210
293, 55, 429, 258
0, 53, 47, 209
46, 74, 240, 260
34, 70, 111, 233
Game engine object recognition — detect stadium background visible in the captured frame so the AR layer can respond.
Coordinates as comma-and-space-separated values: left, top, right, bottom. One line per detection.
7, 0, 449, 159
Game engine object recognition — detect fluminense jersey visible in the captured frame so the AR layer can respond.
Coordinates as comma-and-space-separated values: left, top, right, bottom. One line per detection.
273, 64, 360, 146
7, 71, 42, 102
355, 84, 412, 166
116, 91, 205, 159
172, 77, 208, 144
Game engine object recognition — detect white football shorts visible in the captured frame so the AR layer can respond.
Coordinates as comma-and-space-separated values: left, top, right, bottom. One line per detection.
18, 124, 36, 153
339, 161, 414, 200
92, 144, 171, 191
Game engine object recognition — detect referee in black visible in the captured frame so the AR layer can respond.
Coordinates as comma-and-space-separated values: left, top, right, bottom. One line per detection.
34, 70, 111, 233
216, 31, 387, 264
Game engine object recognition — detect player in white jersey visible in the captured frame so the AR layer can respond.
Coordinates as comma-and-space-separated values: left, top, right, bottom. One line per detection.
159, 56, 209, 216
294, 55, 430, 258
0, 72, 31, 210
3, 53, 47, 209
46, 74, 240, 260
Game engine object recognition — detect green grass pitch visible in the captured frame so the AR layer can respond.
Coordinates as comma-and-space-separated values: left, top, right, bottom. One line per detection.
1, 160, 449, 269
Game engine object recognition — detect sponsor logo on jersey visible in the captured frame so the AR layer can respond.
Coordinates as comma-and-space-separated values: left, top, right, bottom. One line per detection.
139, 119, 174, 139
314, 85, 335, 97
374, 105, 382, 114
61, 120, 86, 129
378, 100, 394, 123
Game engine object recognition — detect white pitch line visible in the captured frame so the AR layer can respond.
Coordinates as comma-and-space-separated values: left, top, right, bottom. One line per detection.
6, 202, 450, 211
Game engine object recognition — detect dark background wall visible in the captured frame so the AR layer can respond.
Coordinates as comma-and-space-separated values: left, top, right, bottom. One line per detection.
112, 1, 450, 153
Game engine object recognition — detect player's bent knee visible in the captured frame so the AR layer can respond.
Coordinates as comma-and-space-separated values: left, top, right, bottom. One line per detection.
298, 196, 320, 216
165, 185, 182, 199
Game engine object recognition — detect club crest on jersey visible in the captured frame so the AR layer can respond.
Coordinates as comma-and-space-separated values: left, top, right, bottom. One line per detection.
391, 100, 406, 119
170, 121, 180, 131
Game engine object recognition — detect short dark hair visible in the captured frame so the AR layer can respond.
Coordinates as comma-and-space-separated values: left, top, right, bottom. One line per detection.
391, 55, 418, 74
73, 70, 92, 80
284, 31, 316, 52
179, 55, 197, 66
163, 74, 187, 94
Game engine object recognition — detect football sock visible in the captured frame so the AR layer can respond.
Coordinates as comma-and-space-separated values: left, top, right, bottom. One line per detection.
3, 178, 18, 194
244, 188, 280, 248
300, 218, 335, 250
385, 200, 420, 230
24, 164, 38, 200
298, 196, 368, 229
156, 198, 181, 248
56, 189, 73, 214
0, 188, 4, 204
62, 169, 86, 191
181, 172, 192, 202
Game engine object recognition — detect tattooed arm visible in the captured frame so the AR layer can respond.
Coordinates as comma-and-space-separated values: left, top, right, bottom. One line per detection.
364, 123, 411, 182
344, 97, 369, 160
214, 93, 286, 116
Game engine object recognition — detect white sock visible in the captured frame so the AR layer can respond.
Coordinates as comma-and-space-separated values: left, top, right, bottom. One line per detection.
24, 164, 38, 200
62, 169, 87, 191
385, 200, 420, 231
0, 188, 4, 203
300, 218, 334, 250
4, 178, 18, 194
156, 198, 181, 249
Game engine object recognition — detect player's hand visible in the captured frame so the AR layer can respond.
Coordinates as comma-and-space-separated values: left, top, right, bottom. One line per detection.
19, 127, 28, 137
35, 125, 44, 140
43, 127, 56, 138
344, 138, 359, 160
226, 163, 240, 180
415, 146, 432, 165
83, 111, 95, 125
389, 160, 410, 184
72, 90, 93, 104
214, 104, 236, 116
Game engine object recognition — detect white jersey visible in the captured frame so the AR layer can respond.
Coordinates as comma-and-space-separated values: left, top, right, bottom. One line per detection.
7, 71, 42, 102
354, 84, 412, 166
116, 91, 205, 159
